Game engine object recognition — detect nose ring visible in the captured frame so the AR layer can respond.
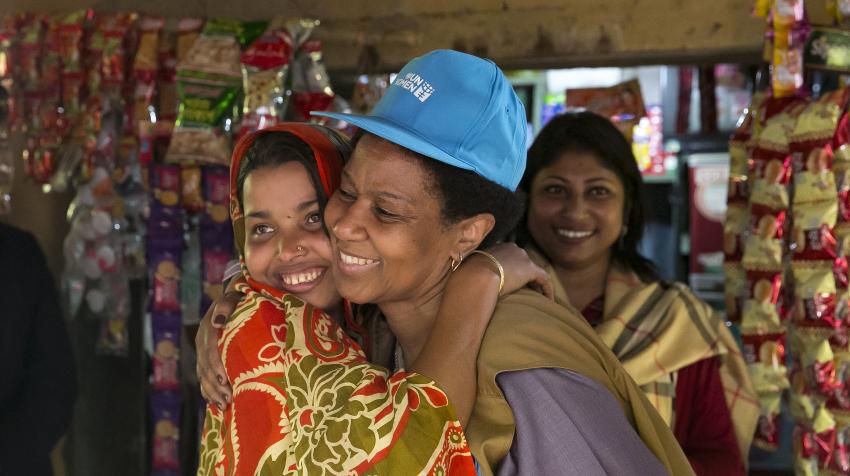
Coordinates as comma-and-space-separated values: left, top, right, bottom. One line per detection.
296, 245, 306, 256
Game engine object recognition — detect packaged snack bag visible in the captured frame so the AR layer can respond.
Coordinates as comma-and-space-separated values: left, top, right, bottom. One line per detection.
201, 247, 230, 313
180, 165, 203, 212
152, 312, 181, 391
151, 391, 180, 471
791, 201, 838, 261
151, 164, 181, 208
202, 166, 230, 225
771, 0, 809, 98
724, 202, 749, 260
166, 20, 250, 165
742, 270, 785, 333
725, 263, 748, 322
133, 17, 163, 125
239, 19, 292, 137
793, 265, 839, 325
149, 247, 181, 313
743, 207, 786, 270
743, 332, 791, 450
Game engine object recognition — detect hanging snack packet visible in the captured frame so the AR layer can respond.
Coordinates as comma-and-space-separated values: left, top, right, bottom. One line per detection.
176, 18, 203, 63
201, 247, 230, 313
725, 263, 748, 322
175, 19, 244, 79
239, 20, 292, 137
202, 166, 230, 225
58, 10, 91, 119
793, 265, 839, 327
729, 104, 758, 202
151, 391, 181, 472
152, 312, 181, 391
743, 331, 790, 450
149, 246, 181, 313
98, 13, 138, 90
742, 270, 785, 334
151, 164, 181, 209
181, 165, 203, 212
290, 40, 335, 122
133, 17, 163, 125
750, 151, 790, 210
724, 202, 749, 260
771, 0, 808, 98
166, 20, 245, 165
791, 201, 839, 261
743, 206, 786, 271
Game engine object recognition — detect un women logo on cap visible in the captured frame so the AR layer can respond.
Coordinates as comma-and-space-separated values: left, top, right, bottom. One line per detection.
393, 72, 435, 103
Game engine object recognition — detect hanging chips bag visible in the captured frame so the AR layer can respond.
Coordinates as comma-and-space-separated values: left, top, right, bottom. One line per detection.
742, 270, 785, 334
771, 0, 808, 98
166, 20, 246, 165
743, 206, 786, 271
793, 265, 839, 326
791, 201, 839, 262
132, 16, 163, 127
743, 331, 790, 450
239, 19, 292, 137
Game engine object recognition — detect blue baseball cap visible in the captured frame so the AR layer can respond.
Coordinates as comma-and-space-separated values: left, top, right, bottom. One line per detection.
312, 49, 527, 191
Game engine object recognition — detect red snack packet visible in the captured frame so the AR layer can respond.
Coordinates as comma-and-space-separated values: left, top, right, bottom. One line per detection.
792, 265, 838, 326
791, 201, 839, 262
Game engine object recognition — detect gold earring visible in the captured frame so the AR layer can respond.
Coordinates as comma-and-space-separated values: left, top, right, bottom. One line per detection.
449, 252, 463, 272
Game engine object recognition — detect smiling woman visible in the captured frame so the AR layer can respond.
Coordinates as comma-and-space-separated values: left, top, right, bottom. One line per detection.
516, 111, 759, 476
314, 50, 694, 476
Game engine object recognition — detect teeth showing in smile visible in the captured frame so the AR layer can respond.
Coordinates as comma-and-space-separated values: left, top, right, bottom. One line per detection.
557, 229, 593, 239
282, 270, 321, 286
340, 251, 378, 266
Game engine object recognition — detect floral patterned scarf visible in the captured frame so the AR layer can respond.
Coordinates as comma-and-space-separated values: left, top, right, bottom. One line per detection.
198, 123, 477, 475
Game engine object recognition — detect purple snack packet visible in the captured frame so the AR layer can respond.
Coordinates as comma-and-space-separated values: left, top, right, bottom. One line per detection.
148, 246, 182, 313
151, 312, 181, 391
150, 391, 181, 471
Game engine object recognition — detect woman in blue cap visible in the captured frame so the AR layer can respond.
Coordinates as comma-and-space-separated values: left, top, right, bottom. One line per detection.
198, 50, 694, 475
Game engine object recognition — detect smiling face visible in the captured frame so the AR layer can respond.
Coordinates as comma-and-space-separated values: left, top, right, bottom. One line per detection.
323, 134, 462, 306
242, 161, 341, 311
526, 150, 625, 272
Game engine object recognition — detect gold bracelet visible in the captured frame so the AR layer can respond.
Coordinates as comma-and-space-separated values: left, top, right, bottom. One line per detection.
468, 250, 505, 295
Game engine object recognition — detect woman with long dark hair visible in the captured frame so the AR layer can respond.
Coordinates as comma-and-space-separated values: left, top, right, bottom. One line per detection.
517, 111, 758, 475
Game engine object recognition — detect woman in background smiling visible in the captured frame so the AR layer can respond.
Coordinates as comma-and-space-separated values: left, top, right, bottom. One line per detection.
517, 111, 759, 475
